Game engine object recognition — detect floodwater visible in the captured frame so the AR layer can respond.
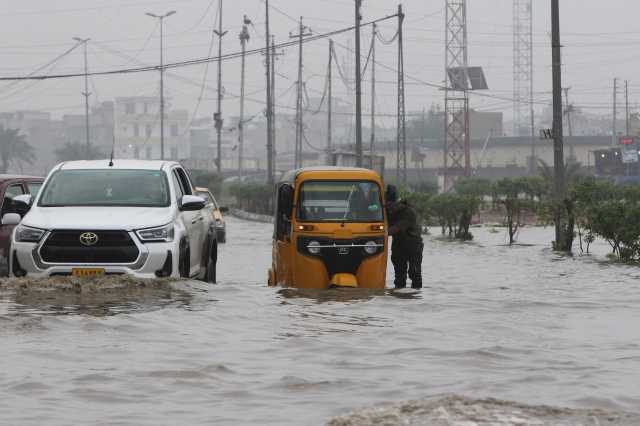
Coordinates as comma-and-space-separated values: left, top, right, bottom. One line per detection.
1, 217, 640, 425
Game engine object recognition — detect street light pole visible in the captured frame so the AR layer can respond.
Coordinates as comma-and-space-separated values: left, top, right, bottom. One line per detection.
73, 37, 91, 159
239, 17, 250, 178
146, 10, 176, 160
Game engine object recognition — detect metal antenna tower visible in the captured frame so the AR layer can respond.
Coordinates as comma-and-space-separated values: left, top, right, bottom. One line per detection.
444, 0, 470, 191
513, 0, 535, 172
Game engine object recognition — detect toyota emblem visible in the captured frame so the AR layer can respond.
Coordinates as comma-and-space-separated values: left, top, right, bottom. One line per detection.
79, 232, 99, 246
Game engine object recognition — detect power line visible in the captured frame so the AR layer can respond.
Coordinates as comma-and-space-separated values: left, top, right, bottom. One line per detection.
0, 13, 399, 81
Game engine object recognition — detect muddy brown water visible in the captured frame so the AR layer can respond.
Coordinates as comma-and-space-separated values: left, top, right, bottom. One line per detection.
1, 218, 640, 425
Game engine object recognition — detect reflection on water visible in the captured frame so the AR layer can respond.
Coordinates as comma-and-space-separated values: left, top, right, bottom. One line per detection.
0, 276, 195, 317
1, 219, 640, 426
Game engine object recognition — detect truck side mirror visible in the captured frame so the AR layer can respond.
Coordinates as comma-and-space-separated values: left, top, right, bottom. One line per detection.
1, 213, 21, 226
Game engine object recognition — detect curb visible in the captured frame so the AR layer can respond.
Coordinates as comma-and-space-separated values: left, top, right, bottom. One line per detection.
229, 209, 274, 224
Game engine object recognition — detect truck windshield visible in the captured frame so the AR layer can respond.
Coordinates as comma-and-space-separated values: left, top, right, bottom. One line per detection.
39, 170, 170, 207
298, 181, 383, 222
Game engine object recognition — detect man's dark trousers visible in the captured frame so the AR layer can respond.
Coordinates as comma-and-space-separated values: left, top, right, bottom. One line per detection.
391, 239, 423, 289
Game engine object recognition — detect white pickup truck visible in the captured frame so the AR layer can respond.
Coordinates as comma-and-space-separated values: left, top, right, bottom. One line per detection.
7, 160, 218, 281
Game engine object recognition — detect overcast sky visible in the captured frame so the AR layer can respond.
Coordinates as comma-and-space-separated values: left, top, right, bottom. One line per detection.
1, 0, 639, 131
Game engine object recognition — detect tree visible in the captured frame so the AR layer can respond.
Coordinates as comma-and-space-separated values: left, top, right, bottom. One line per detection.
537, 159, 583, 253
494, 178, 538, 245
54, 142, 104, 162
0, 125, 35, 173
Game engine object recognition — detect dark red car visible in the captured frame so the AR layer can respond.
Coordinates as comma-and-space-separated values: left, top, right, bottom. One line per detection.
0, 175, 44, 276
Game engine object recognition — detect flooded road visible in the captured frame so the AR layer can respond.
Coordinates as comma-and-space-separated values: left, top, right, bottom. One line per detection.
2, 217, 640, 425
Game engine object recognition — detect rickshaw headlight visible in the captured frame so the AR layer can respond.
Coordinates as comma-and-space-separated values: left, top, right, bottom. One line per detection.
364, 240, 379, 255
307, 241, 321, 255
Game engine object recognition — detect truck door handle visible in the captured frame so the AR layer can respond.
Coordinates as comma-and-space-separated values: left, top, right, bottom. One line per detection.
192, 216, 202, 224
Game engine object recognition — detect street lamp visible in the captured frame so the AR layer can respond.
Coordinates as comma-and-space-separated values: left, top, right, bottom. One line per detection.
146, 10, 176, 160
73, 37, 91, 159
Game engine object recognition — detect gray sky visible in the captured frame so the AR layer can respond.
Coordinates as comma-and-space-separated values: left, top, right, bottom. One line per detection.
1, 0, 639, 129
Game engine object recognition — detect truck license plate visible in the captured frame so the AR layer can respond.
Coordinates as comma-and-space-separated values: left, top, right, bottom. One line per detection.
72, 268, 106, 278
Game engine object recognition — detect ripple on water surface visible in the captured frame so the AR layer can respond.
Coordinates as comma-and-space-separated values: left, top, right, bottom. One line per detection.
1, 219, 640, 425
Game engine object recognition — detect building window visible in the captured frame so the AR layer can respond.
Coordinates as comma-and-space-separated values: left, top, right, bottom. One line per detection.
125, 103, 135, 115
171, 147, 178, 160
133, 124, 140, 137
143, 103, 148, 114
170, 124, 179, 137
145, 124, 153, 138
134, 147, 140, 159
146, 147, 152, 159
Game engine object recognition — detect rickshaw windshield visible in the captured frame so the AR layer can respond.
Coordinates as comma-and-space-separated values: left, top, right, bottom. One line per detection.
297, 180, 383, 222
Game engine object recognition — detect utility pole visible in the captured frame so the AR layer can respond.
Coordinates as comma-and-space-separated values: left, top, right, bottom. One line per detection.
327, 39, 334, 165
397, 4, 407, 184
214, 1, 227, 173
290, 17, 312, 169
73, 37, 91, 159
551, 0, 566, 251
626, 80, 630, 136
270, 35, 283, 166
146, 10, 176, 160
238, 17, 250, 178
613, 77, 618, 147
265, 0, 274, 184
354, 0, 363, 167
370, 23, 376, 169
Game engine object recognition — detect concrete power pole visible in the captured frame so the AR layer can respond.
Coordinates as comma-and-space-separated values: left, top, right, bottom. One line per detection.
214, 1, 227, 173
397, 4, 407, 184
370, 24, 376, 169
290, 17, 312, 169
551, 0, 567, 251
355, 0, 364, 167
238, 18, 250, 178
264, 0, 274, 184
73, 37, 91, 159
626, 80, 630, 136
327, 39, 334, 165
613, 77, 618, 146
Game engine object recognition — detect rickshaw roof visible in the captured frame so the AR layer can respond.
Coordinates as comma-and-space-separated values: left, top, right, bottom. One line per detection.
279, 167, 383, 186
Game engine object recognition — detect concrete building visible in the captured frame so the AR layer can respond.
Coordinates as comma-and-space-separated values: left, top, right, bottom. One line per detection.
113, 97, 189, 161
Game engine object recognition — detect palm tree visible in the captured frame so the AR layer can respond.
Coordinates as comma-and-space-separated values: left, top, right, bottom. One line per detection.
0, 125, 35, 173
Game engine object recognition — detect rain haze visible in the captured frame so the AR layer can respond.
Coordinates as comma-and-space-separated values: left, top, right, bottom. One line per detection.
1, 1, 638, 126
4, 2, 640, 426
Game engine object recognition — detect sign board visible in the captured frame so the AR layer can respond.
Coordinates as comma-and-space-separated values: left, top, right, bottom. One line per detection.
622, 147, 639, 164
620, 136, 635, 146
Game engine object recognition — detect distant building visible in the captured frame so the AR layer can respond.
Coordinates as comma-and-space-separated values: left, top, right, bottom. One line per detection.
113, 97, 189, 161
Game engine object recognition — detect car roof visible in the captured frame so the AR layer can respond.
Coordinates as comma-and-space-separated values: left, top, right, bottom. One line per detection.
55, 159, 181, 171
0, 174, 43, 182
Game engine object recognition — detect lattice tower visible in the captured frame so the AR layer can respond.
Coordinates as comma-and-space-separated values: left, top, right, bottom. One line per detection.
444, 0, 470, 191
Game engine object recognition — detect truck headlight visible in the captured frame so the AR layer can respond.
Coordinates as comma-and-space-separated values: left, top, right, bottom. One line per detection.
15, 225, 46, 243
364, 240, 379, 255
136, 224, 174, 243
307, 241, 321, 255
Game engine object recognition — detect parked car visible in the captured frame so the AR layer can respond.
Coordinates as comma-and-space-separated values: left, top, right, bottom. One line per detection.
7, 160, 218, 281
195, 187, 228, 243
0, 175, 45, 276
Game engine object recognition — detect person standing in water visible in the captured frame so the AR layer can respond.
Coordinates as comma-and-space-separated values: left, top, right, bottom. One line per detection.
385, 185, 424, 289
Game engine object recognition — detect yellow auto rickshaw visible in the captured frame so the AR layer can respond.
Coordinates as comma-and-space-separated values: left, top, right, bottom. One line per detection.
268, 167, 388, 289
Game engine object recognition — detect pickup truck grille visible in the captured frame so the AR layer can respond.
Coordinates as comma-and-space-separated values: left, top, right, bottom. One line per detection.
40, 230, 139, 264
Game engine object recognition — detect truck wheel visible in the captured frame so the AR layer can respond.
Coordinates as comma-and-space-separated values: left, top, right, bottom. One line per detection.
179, 240, 190, 278
204, 242, 217, 284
